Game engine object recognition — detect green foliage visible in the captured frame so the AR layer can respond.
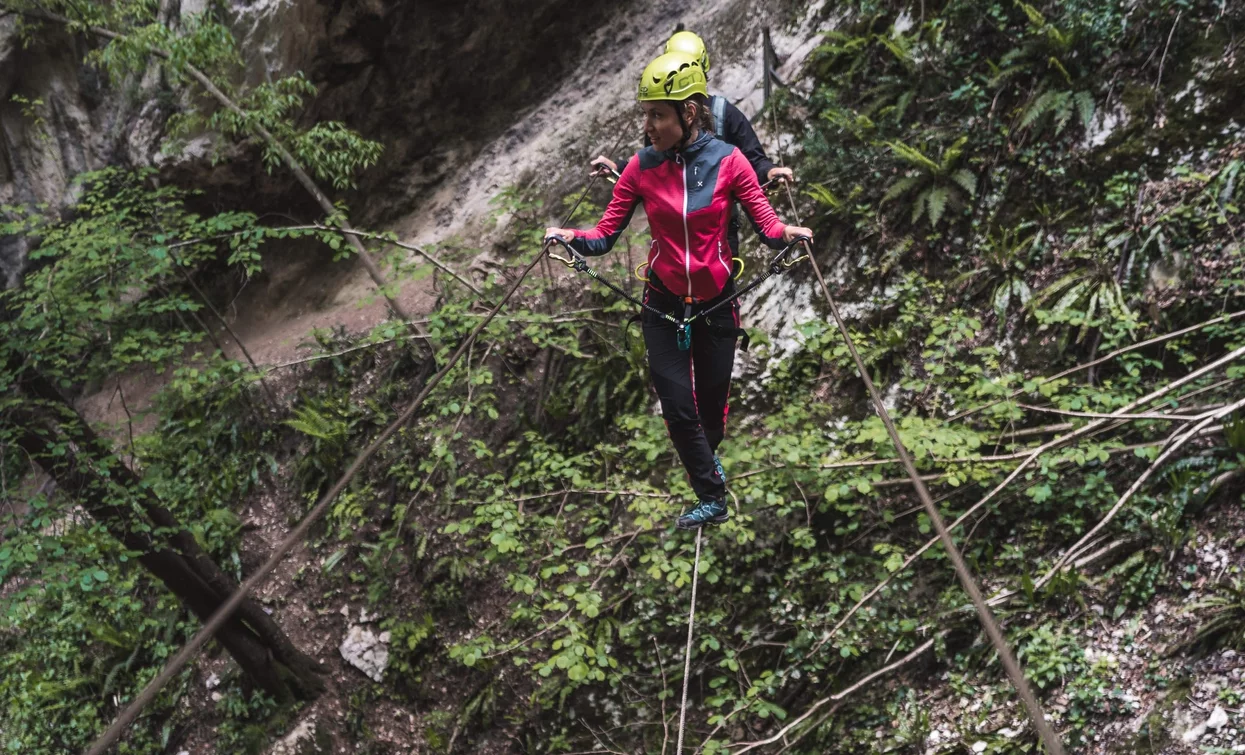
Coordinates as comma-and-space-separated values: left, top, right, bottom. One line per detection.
179, 73, 384, 191
1186, 578, 1245, 651
953, 223, 1038, 328
0, 504, 193, 753
1, 168, 249, 383
213, 687, 283, 755
11, 0, 383, 194
994, 1, 1097, 136
1029, 264, 1132, 343
9, 94, 50, 143
4, 0, 1245, 753
881, 136, 977, 227
1015, 622, 1085, 689
1018, 89, 1096, 135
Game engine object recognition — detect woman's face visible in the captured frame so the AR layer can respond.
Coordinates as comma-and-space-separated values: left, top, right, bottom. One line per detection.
642, 101, 694, 152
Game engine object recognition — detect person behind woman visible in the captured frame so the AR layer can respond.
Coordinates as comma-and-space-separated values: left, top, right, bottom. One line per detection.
545, 51, 813, 530
590, 29, 794, 259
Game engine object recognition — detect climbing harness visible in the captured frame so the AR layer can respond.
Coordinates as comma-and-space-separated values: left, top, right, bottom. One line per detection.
545, 234, 809, 352
676, 528, 703, 755
633, 257, 743, 284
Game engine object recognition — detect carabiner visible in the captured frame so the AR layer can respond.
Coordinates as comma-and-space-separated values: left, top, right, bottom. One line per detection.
634, 261, 650, 281
732, 256, 746, 281
782, 236, 812, 268
544, 236, 577, 267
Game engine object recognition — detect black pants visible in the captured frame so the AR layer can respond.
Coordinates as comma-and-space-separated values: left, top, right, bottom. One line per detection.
642, 279, 740, 501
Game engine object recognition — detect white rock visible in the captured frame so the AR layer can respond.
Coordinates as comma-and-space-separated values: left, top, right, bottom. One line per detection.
972, 742, 988, 753
205, 672, 220, 690
270, 718, 317, 755
1208, 706, 1230, 731
1184, 722, 1208, 743
340, 625, 390, 682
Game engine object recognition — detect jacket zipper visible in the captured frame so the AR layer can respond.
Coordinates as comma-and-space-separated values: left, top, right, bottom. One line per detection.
678, 154, 692, 297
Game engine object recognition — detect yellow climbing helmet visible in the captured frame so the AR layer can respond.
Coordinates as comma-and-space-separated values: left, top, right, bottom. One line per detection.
637, 51, 708, 102
666, 30, 710, 75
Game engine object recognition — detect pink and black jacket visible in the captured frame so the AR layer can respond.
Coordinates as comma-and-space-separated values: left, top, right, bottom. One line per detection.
571, 131, 788, 302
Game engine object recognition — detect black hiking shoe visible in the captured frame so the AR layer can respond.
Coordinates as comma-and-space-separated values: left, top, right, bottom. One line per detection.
677, 498, 729, 530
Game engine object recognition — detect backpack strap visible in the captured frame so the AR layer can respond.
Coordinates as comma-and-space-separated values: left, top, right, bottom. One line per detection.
711, 95, 727, 140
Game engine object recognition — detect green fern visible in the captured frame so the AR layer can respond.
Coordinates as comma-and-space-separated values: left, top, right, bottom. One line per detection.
1019, 89, 1095, 135
1028, 267, 1132, 342
954, 224, 1037, 330
950, 169, 977, 196
1185, 579, 1245, 652
925, 186, 950, 227
806, 182, 845, 214
881, 137, 978, 228
810, 20, 939, 124
882, 175, 922, 205
284, 404, 348, 442
994, 1, 1095, 137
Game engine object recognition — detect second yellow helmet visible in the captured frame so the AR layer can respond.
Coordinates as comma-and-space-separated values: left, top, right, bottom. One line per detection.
666, 30, 710, 75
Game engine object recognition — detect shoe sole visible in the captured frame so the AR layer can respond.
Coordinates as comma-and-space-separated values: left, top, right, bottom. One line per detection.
676, 515, 730, 530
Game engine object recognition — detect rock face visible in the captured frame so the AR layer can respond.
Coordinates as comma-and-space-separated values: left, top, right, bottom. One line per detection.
0, 9, 183, 287
229, 0, 622, 221
0, 0, 818, 281
339, 624, 390, 682
0, 17, 102, 287
0, 0, 620, 286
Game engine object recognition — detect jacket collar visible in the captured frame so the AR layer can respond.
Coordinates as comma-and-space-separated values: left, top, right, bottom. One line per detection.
664, 129, 714, 162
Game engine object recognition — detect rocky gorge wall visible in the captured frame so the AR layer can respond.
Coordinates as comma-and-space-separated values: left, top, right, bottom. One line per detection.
0, 0, 818, 289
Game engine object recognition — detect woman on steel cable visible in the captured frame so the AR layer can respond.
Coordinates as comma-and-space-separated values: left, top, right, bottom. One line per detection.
545, 51, 812, 530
